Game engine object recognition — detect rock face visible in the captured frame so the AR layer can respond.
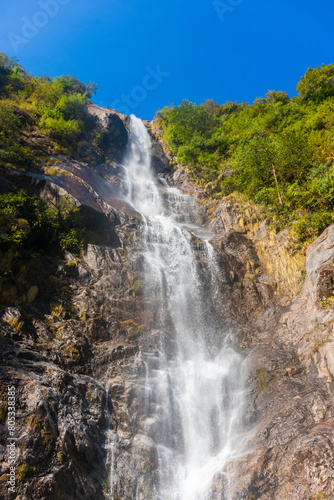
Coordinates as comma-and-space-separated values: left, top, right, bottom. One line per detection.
87, 104, 128, 161
145, 122, 171, 175
305, 225, 334, 302
209, 200, 239, 234
224, 226, 334, 499
172, 166, 206, 201
0, 196, 144, 499
2, 111, 334, 500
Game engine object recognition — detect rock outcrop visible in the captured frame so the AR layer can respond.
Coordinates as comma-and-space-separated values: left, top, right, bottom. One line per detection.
87, 104, 128, 161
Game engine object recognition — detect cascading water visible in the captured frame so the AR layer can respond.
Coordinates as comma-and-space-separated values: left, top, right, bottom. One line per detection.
112, 115, 246, 500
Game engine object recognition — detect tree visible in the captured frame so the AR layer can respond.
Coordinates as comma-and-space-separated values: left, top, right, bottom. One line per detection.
275, 130, 314, 182
54, 75, 97, 97
254, 90, 289, 106
234, 134, 277, 191
297, 64, 334, 103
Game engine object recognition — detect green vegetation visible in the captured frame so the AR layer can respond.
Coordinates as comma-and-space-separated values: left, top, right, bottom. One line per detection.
132, 279, 144, 295
64, 261, 77, 277
0, 190, 85, 252
0, 52, 98, 170
67, 345, 82, 362
0, 190, 85, 306
16, 462, 38, 482
155, 64, 334, 246
119, 319, 145, 341
6, 316, 24, 331
318, 294, 334, 310
0, 53, 110, 315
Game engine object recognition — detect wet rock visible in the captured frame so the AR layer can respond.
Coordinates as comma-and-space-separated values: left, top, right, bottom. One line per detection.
0, 355, 107, 500
132, 434, 158, 472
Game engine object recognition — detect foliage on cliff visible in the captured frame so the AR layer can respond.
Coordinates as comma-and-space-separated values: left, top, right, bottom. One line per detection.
0, 189, 86, 306
155, 64, 334, 245
0, 53, 101, 307
0, 52, 98, 171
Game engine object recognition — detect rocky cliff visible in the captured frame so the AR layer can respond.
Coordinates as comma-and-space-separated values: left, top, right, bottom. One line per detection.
1, 106, 334, 500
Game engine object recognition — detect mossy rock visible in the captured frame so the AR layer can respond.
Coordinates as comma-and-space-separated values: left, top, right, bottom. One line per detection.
57, 452, 66, 465
41, 428, 55, 452
67, 346, 82, 361
132, 279, 144, 295
28, 415, 42, 430
256, 368, 268, 392
16, 463, 38, 482
80, 310, 87, 321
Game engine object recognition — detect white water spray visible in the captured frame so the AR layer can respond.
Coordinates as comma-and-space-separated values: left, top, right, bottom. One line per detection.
114, 115, 246, 499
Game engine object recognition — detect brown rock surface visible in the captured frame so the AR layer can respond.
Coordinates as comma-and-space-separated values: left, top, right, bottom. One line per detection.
225, 226, 334, 499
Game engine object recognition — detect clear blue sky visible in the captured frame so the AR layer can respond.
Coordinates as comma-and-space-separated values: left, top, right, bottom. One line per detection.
1, 0, 334, 120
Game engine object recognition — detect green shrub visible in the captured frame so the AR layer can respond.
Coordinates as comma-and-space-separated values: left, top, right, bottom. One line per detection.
0, 51, 98, 168
0, 191, 86, 306
292, 212, 334, 245
155, 66, 334, 246
27, 285, 38, 304
40, 115, 81, 143
16, 463, 37, 482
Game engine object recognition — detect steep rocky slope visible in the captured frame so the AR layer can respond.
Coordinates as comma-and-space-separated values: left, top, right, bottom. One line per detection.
1, 106, 334, 500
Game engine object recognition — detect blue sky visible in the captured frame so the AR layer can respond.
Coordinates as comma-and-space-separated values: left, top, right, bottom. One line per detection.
1, 0, 334, 120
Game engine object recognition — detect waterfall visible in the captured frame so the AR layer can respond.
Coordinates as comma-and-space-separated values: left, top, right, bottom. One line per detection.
112, 115, 246, 500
